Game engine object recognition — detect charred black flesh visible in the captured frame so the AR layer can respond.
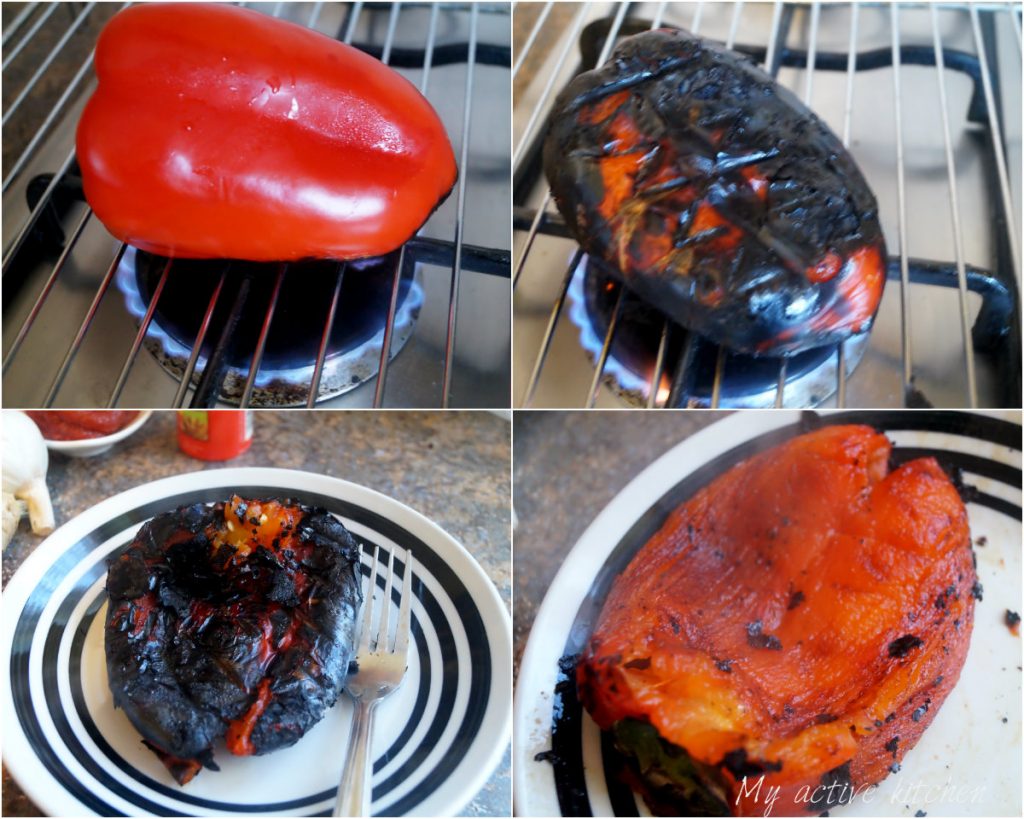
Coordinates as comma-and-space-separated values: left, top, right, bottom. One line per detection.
105, 496, 363, 784
544, 28, 887, 357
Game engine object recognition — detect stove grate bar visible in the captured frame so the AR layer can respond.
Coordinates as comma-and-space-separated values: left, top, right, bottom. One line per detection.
1, 207, 92, 375
172, 271, 228, 408
440, 3, 479, 408
374, 249, 408, 407
1, 2, 58, 72
307, 262, 347, 408
971, 5, 1021, 283
512, 2, 592, 170
768, 0, 800, 408
523, 248, 581, 407
2, 1, 95, 129
835, 0, 862, 409
2, 146, 76, 272
510, 1, 606, 288
520, 1, 632, 408
647, 320, 671, 408
647, 1, 707, 408
239, 263, 287, 408
585, 1, 671, 405
513, 0, 554, 79
891, 5, 915, 404
701, 0, 755, 409
374, 0, 427, 408
932, 5, 978, 408
2, 3, 40, 47
586, 286, 624, 407
3, 0, 133, 193
307, 1, 325, 31
4, 44, 94, 194
108, 257, 172, 408
43, 242, 126, 407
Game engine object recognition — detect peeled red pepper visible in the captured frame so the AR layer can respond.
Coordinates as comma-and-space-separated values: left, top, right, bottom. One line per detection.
76, 3, 457, 261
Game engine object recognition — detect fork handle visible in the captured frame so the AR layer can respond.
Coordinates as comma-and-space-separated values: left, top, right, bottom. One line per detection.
334, 699, 377, 817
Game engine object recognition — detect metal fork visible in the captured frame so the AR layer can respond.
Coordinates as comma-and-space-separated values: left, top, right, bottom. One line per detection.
334, 545, 414, 817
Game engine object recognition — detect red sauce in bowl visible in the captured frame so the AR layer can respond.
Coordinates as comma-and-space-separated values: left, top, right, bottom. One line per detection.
26, 411, 139, 441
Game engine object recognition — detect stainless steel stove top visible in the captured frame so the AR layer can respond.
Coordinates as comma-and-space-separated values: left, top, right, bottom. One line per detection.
512, 1, 1022, 409
2, 1, 512, 409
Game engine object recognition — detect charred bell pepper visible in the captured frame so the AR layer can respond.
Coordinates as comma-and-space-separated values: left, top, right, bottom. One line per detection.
77, 3, 457, 261
544, 29, 887, 357
105, 496, 363, 784
578, 425, 976, 816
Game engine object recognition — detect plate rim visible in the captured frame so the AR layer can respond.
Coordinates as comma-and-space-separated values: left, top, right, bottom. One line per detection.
512, 409, 1022, 817
3, 466, 511, 817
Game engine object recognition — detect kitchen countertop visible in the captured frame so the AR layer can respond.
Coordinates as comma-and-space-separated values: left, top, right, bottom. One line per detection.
2, 409, 511, 817
512, 410, 728, 680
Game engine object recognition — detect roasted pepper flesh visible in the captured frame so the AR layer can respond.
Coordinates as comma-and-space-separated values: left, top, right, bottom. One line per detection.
77, 3, 457, 261
578, 425, 976, 816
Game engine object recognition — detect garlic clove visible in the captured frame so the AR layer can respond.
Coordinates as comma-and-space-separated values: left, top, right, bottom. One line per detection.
2, 491, 26, 549
2, 411, 56, 537
19, 476, 55, 536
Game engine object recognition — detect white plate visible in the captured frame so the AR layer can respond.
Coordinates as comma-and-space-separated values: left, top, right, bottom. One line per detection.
38, 410, 154, 458
3, 467, 511, 817
514, 410, 1022, 818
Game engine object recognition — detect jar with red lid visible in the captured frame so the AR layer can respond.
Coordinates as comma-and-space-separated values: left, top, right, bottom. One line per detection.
177, 411, 252, 461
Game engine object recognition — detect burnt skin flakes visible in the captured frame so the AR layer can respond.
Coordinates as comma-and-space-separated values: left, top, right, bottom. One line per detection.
887, 634, 923, 658
911, 700, 931, 723
721, 748, 783, 778
1005, 610, 1021, 634
746, 619, 783, 651
817, 762, 855, 810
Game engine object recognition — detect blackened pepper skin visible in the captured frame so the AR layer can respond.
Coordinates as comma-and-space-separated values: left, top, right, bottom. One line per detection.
105, 497, 363, 784
544, 28, 887, 357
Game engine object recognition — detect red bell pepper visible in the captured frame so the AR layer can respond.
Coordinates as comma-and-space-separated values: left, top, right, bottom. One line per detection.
76, 3, 457, 261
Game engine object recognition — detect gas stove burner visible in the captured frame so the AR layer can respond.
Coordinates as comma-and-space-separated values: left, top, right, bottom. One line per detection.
568, 256, 868, 408
116, 247, 423, 406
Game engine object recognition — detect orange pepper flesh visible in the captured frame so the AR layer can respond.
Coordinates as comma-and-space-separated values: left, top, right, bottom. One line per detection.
579, 425, 976, 816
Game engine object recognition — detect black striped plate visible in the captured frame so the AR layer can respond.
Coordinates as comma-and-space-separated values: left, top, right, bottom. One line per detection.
514, 410, 1022, 817
2, 468, 511, 816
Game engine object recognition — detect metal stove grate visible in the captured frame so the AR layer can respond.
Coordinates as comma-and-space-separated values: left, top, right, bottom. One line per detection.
2, 1, 511, 408
512, 1, 1022, 409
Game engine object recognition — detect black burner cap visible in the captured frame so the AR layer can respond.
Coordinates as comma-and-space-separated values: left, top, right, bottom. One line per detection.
133, 250, 415, 372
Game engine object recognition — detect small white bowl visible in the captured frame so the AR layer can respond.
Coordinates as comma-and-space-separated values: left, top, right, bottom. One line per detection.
42, 411, 154, 458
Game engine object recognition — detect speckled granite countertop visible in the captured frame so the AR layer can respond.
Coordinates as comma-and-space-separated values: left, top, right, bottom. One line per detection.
2, 410, 511, 817
513, 411, 728, 679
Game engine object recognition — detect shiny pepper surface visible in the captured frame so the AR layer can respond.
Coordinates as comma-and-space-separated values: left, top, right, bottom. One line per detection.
77, 3, 457, 261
